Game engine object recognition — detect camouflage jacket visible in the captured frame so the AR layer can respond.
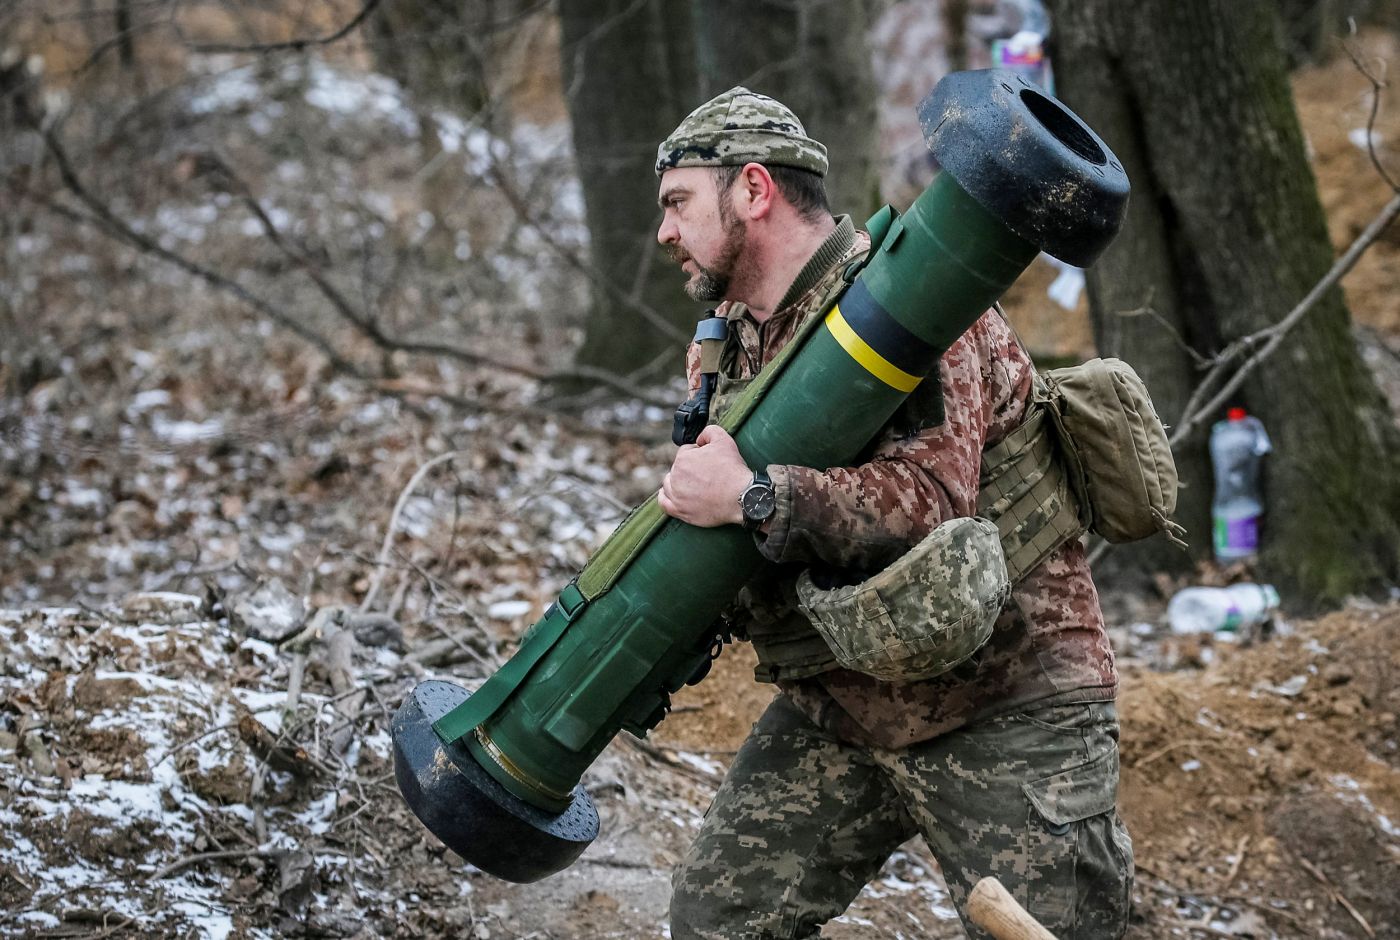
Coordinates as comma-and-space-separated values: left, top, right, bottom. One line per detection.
684, 215, 1117, 749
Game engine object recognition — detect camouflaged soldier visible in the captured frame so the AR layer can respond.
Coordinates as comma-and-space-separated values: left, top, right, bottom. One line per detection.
653, 86, 1133, 939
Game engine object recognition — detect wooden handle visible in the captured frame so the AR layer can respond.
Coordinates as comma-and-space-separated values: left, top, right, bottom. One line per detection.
966, 877, 1058, 940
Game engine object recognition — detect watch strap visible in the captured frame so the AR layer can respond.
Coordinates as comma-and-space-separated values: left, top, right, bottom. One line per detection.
740, 469, 775, 530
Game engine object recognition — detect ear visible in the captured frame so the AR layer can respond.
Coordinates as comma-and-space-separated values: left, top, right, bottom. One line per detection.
737, 162, 776, 221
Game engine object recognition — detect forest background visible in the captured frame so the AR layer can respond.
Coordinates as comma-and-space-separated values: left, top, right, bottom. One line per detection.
2, 1, 1400, 938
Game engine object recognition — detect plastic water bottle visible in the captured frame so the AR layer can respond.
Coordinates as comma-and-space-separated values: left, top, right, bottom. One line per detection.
1210, 408, 1271, 561
1167, 583, 1280, 634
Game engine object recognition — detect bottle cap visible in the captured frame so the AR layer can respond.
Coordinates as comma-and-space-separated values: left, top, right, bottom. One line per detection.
1227, 407, 1248, 421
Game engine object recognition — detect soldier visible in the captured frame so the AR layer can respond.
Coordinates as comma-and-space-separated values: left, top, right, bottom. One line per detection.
653, 87, 1133, 939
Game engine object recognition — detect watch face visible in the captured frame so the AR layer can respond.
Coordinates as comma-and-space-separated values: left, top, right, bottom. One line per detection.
742, 483, 776, 521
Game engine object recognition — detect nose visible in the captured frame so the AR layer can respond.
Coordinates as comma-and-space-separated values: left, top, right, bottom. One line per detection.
657, 211, 678, 246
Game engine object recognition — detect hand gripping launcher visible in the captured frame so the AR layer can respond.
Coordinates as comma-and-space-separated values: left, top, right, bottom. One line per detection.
391, 70, 1129, 882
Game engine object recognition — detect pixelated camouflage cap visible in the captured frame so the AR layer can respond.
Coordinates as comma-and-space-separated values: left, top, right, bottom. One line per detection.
655, 86, 829, 177
796, 516, 1010, 682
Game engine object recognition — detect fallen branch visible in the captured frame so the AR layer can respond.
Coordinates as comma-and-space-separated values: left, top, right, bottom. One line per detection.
57, 908, 140, 937
323, 625, 368, 759
620, 736, 722, 787
236, 712, 322, 780
407, 617, 500, 671
148, 846, 275, 882
1298, 856, 1376, 938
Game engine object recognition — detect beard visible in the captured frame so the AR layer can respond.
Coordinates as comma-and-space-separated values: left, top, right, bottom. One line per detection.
668, 217, 748, 302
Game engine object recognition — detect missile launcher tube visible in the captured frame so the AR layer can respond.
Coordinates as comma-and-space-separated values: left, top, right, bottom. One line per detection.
392, 70, 1130, 883
460, 174, 1037, 811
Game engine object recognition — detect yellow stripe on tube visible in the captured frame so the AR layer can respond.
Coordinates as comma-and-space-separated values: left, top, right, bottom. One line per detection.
824, 306, 923, 393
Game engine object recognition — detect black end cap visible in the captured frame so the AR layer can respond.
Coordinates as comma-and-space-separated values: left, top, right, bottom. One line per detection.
392, 680, 599, 884
919, 69, 1130, 268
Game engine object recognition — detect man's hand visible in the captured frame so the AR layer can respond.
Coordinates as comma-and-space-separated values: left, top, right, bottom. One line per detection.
658, 425, 752, 527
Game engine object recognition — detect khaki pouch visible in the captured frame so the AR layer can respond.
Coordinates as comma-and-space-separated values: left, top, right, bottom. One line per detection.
794, 516, 1010, 682
1038, 357, 1185, 545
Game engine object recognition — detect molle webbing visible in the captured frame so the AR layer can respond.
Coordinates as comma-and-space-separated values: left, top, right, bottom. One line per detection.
751, 622, 851, 682
749, 402, 1085, 682
976, 407, 1087, 583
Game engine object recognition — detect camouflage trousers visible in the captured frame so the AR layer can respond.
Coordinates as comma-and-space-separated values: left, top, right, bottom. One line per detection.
670, 695, 1132, 939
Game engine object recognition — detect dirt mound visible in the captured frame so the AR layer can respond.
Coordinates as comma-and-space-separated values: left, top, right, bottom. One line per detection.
651, 604, 1400, 939
1119, 602, 1400, 938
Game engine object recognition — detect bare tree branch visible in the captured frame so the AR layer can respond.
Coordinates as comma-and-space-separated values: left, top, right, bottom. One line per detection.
1170, 190, 1400, 446
188, 150, 676, 404
486, 153, 691, 346
20, 129, 367, 378
23, 124, 674, 407
1343, 26, 1398, 194
1169, 37, 1400, 447
186, 0, 385, 54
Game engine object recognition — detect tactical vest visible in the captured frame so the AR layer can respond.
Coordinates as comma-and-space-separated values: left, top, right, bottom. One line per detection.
711, 317, 1085, 683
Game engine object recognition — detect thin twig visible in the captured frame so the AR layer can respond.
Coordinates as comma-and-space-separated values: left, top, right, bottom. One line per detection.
1132, 737, 1230, 770
187, 0, 385, 54
486, 154, 690, 347
1113, 287, 1212, 369
149, 720, 242, 769
1342, 28, 1398, 194
69, 911, 139, 938
361, 451, 466, 613
1221, 834, 1249, 891
1298, 856, 1376, 938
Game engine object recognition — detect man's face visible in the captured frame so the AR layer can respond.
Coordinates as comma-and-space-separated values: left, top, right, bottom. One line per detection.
657, 167, 748, 302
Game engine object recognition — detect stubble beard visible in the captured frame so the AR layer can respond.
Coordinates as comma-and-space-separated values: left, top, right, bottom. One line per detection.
672, 216, 748, 302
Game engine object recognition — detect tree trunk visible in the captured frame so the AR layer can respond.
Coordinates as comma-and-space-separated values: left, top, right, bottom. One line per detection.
690, 0, 880, 222
945, 0, 972, 74
1046, 0, 1400, 606
559, 0, 700, 380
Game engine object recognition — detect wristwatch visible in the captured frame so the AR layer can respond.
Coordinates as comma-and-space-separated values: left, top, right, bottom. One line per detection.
738, 469, 776, 531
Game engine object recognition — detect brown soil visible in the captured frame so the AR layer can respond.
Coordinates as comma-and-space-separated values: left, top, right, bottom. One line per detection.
656, 605, 1400, 939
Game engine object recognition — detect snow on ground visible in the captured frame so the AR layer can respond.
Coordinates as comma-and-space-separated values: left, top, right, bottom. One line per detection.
0, 596, 408, 937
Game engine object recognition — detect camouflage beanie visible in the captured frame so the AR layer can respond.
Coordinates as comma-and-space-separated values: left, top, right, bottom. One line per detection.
655, 86, 829, 177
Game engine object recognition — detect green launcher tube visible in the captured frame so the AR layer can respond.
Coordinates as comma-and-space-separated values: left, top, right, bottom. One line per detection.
391, 69, 1130, 883
458, 173, 1035, 809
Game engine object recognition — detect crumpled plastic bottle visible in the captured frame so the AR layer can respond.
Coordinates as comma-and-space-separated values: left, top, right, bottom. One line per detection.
1167, 583, 1280, 634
